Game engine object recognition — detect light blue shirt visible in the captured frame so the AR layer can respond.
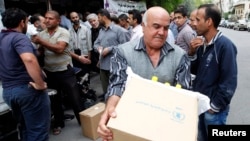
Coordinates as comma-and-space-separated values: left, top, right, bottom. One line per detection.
93, 22, 130, 70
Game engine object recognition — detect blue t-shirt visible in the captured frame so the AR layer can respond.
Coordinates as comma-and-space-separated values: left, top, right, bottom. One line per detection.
0, 29, 36, 88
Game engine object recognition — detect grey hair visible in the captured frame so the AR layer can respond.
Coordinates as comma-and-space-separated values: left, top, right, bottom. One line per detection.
142, 10, 148, 26
86, 13, 98, 21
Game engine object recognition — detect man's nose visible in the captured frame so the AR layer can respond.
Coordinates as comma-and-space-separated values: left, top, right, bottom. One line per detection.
158, 27, 165, 35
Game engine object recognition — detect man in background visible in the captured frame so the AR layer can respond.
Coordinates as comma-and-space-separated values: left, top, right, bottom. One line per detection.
189, 4, 238, 141
69, 11, 92, 86
128, 9, 143, 41
32, 10, 84, 135
94, 9, 130, 101
174, 6, 195, 53
87, 13, 102, 73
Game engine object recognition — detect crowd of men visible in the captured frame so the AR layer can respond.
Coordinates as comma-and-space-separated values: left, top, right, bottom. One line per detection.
0, 3, 237, 141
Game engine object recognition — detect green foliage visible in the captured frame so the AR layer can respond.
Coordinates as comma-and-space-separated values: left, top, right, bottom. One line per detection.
141, 0, 215, 15
143, 0, 183, 12
181, 0, 196, 15
224, 12, 229, 20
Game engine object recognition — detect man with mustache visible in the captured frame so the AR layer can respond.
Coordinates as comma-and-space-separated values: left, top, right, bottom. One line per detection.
97, 6, 192, 141
31, 10, 83, 135
69, 11, 92, 86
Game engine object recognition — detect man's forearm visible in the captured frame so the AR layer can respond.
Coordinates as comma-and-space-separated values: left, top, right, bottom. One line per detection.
106, 95, 121, 110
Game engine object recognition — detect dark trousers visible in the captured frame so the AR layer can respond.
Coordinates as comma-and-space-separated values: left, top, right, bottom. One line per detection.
44, 66, 84, 127
100, 69, 110, 94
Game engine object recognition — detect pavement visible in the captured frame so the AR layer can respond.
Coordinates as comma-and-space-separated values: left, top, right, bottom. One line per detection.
49, 72, 103, 141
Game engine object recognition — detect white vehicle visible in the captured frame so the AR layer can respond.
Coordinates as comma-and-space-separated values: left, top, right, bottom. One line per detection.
247, 22, 250, 32
227, 21, 235, 29
233, 19, 247, 31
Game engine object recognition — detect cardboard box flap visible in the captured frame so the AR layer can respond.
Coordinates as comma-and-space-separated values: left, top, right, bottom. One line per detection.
80, 103, 105, 117
107, 76, 199, 141
110, 128, 150, 141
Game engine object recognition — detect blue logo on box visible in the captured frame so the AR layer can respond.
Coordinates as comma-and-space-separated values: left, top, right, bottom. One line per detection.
172, 111, 185, 122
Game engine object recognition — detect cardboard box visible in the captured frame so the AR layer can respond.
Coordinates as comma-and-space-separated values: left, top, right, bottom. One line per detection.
107, 76, 200, 141
79, 102, 105, 140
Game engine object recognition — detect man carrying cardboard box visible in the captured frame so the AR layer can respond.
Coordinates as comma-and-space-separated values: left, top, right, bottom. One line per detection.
97, 6, 192, 141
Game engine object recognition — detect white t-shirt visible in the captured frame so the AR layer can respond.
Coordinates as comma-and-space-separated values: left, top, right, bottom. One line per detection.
166, 29, 175, 45
130, 24, 143, 41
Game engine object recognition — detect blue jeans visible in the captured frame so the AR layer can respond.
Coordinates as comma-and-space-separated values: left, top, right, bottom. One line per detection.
3, 84, 51, 141
198, 106, 229, 141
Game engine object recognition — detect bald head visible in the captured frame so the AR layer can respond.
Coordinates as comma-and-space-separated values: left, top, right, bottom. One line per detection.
142, 6, 170, 50
143, 6, 170, 26
70, 11, 79, 17
69, 11, 80, 25
46, 10, 60, 20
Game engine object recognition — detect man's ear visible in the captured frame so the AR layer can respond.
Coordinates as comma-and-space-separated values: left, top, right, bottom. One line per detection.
20, 19, 25, 28
134, 19, 137, 23
207, 18, 213, 27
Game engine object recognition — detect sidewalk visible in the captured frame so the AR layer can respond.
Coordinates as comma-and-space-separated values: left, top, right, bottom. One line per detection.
49, 72, 103, 141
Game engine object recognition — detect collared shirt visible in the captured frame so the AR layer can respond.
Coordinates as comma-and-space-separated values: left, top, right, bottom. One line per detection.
69, 24, 92, 55
176, 21, 195, 53
94, 22, 130, 70
107, 38, 191, 98
38, 27, 72, 72
130, 24, 143, 41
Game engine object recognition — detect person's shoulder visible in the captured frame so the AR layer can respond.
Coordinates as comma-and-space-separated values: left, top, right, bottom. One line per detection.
58, 26, 68, 31
217, 34, 233, 45
12, 32, 29, 40
181, 24, 194, 33
58, 27, 70, 34
119, 39, 137, 48
113, 24, 128, 32
80, 24, 90, 31
217, 35, 237, 49
170, 43, 186, 54
219, 34, 231, 41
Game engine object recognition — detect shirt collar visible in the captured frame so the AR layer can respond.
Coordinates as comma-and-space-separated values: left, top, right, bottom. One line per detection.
101, 22, 115, 30
177, 20, 188, 32
134, 37, 175, 55
45, 27, 59, 36
207, 30, 222, 45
